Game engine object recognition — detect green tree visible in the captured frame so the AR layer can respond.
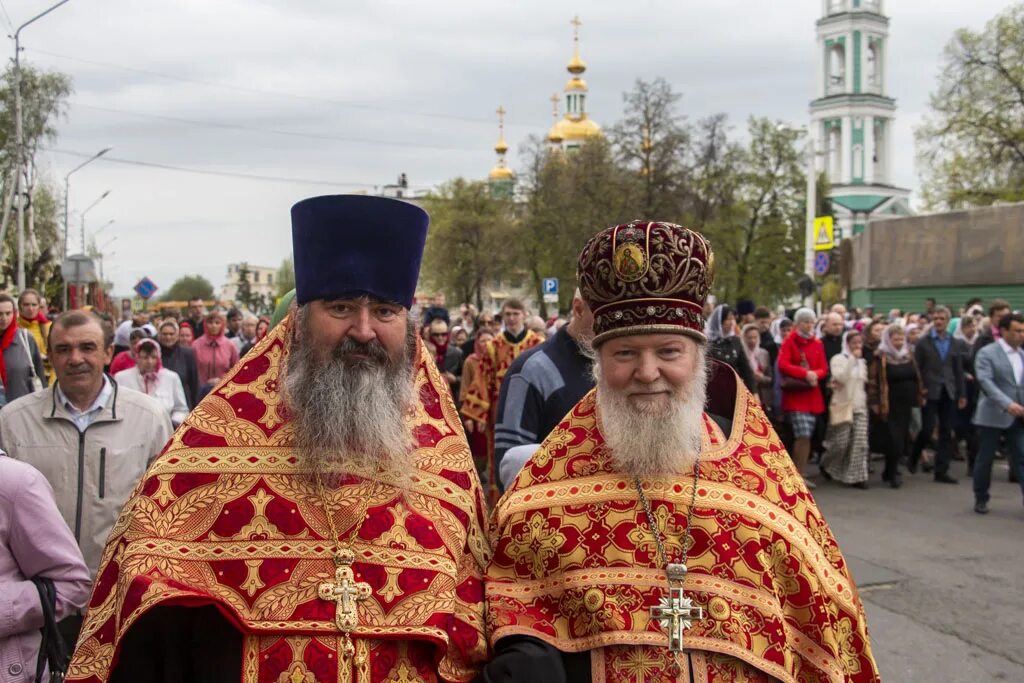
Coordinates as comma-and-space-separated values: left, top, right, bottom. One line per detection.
420, 179, 514, 309
515, 136, 636, 315
0, 64, 72, 290
234, 264, 255, 310
608, 78, 691, 219
276, 256, 295, 298
160, 274, 214, 302
916, 3, 1024, 208
702, 117, 805, 305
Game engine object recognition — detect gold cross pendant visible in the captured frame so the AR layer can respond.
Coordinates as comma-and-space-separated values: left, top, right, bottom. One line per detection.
319, 549, 371, 661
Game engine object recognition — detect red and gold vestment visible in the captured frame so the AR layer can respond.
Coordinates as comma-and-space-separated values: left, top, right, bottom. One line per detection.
460, 331, 542, 498
486, 373, 879, 682
67, 317, 490, 683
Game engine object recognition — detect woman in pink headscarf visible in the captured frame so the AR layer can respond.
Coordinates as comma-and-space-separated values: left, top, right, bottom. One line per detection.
192, 310, 240, 399
114, 338, 190, 426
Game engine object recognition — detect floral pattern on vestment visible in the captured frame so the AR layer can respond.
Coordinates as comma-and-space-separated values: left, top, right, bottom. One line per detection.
67, 315, 490, 683
486, 371, 879, 683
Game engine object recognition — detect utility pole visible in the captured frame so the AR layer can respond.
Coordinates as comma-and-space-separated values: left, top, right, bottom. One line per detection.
805, 135, 817, 308
12, 0, 73, 291
62, 148, 111, 309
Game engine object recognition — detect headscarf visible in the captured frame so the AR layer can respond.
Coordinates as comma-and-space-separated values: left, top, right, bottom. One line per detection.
953, 318, 978, 346
178, 321, 195, 345
704, 304, 733, 342
878, 324, 909, 361
793, 308, 816, 339
740, 323, 762, 373
841, 330, 861, 358
472, 332, 492, 359
0, 317, 20, 390
770, 316, 791, 345
134, 338, 163, 396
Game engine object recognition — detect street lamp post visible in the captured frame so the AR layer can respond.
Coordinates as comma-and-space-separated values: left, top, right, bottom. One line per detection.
97, 236, 116, 282
90, 219, 114, 243
12, 0, 73, 291
79, 190, 111, 253
63, 147, 111, 259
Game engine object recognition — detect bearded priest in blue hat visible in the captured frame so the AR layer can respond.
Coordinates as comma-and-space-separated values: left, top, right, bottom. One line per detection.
68, 196, 490, 683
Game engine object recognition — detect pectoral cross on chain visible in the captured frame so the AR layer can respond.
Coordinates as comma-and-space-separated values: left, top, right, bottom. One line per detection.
319, 550, 371, 660
649, 586, 704, 653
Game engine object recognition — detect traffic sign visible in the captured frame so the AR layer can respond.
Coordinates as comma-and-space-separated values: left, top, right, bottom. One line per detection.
133, 276, 159, 300
814, 251, 830, 276
542, 277, 559, 295
813, 216, 834, 251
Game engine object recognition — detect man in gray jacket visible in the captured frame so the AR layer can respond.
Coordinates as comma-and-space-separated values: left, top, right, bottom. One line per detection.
0, 311, 172, 581
971, 312, 1024, 514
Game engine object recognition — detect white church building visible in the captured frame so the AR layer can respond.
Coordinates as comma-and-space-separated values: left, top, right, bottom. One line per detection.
810, 0, 912, 239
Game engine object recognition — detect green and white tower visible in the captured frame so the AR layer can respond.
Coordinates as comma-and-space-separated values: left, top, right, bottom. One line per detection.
810, 0, 911, 238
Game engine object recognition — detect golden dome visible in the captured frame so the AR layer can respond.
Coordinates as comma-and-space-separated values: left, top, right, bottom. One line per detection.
547, 124, 564, 143
567, 49, 586, 75
489, 164, 514, 181
494, 136, 509, 155
565, 77, 587, 92
552, 114, 602, 142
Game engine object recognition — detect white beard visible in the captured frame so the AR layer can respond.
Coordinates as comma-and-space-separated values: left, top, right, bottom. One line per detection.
283, 309, 416, 484
594, 352, 708, 480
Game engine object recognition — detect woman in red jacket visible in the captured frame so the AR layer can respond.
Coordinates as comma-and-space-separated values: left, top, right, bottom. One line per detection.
778, 307, 828, 488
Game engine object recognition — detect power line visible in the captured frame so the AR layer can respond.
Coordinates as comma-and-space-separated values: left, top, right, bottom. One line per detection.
27, 47, 535, 129
68, 100, 482, 152
47, 147, 420, 190
0, 1, 12, 33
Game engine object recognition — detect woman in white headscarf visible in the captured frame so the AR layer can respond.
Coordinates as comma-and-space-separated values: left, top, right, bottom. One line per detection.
820, 330, 870, 488
868, 324, 923, 488
741, 323, 773, 413
705, 304, 756, 393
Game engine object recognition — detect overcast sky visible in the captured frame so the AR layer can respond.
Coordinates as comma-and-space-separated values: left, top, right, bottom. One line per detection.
5, 0, 1012, 297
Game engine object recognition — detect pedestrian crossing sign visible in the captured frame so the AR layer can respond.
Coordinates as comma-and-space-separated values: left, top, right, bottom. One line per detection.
813, 216, 834, 252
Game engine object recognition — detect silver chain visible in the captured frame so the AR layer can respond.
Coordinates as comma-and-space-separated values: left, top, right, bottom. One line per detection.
633, 455, 701, 579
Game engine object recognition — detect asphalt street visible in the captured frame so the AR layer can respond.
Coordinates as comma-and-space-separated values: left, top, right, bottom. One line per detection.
812, 456, 1024, 682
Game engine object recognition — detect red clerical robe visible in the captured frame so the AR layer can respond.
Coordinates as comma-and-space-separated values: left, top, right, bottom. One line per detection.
486, 367, 880, 682
460, 330, 542, 500
67, 316, 490, 683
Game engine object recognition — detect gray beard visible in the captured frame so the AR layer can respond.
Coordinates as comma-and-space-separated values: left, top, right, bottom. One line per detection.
283, 311, 416, 482
594, 351, 708, 480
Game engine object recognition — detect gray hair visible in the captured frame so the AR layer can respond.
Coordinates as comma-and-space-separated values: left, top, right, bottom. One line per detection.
794, 307, 817, 324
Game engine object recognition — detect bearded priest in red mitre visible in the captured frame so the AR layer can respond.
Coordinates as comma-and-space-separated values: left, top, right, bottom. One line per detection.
67, 195, 490, 683
483, 222, 880, 682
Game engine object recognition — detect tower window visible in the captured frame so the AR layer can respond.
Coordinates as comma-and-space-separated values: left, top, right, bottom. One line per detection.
873, 120, 886, 181
828, 126, 842, 178
866, 42, 879, 88
829, 44, 846, 91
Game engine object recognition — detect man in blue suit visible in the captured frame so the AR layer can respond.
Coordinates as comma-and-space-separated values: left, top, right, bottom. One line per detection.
971, 312, 1024, 514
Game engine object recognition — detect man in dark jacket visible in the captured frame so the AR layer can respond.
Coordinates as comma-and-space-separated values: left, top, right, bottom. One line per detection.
158, 320, 201, 409
493, 293, 594, 490
912, 306, 968, 483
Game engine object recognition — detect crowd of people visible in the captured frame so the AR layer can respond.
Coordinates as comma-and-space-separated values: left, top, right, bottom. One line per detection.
0, 197, 1020, 681
696, 297, 1024, 515
418, 290, 1024, 516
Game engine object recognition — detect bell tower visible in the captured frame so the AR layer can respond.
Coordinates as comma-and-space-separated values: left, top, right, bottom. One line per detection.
810, 0, 910, 237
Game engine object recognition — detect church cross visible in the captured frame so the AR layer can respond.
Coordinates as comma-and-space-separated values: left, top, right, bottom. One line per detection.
649, 587, 704, 652
496, 105, 507, 134
319, 555, 371, 659
570, 15, 582, 39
